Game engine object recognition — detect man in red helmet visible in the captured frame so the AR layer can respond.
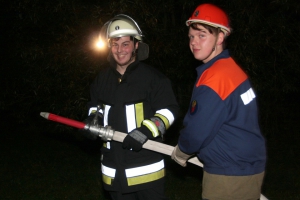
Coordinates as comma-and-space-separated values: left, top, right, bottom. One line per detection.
171, 3, 266, 200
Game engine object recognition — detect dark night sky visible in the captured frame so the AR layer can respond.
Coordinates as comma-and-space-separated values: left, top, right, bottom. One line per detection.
0, 0, 300, 199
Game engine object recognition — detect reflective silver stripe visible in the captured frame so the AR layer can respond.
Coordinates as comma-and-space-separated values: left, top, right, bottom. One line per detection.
156, 109, 174, 125
101, 163, 116, 178
142, 120, 159, 137
125, 160, 164, 178
106, 141, 111, 149
88, 107, 97, 115
103, 105, 111, 126
88, 107, 103, 116
126, 104, 137, 132
240, 88, 256, 105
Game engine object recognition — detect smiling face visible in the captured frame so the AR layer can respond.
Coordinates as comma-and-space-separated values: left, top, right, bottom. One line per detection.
110, 36, 138, 71
188, 23, 224, 63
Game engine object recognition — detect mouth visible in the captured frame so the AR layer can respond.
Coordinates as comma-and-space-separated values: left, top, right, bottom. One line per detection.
116, 54, 127, 58
193, 49, 200, 53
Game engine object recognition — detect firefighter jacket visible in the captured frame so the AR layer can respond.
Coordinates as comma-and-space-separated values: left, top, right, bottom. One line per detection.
87, 60, 179, 193
178, 50, 266, 176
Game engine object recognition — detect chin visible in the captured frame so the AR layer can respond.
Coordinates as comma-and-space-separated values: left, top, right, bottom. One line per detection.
193, 54, 204, 61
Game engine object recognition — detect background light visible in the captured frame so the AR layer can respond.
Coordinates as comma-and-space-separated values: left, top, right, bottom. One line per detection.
95, 39, 105, 49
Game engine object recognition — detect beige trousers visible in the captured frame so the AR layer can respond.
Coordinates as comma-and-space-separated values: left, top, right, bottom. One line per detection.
202, 171, 265, 200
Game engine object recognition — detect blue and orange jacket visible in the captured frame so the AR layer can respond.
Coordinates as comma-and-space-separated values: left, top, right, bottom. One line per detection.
178, 50, 266, 176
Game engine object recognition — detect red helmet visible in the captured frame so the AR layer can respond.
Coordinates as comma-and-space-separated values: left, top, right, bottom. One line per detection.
186, 4, 231, 36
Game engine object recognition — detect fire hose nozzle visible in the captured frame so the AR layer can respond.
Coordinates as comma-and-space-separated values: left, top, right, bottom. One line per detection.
85, 124, 115, 141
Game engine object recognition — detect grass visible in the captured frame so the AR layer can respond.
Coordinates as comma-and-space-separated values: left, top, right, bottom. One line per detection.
1, 98, 299, 199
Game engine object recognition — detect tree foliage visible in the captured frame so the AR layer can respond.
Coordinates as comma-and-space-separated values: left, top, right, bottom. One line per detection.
1, 0, 299, 125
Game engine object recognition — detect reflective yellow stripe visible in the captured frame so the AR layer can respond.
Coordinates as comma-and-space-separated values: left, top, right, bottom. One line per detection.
155, 109, 174, 129
127, 169, 165, 186
142, 119, 159, 137
135, 103, 144, 128
101, 164, 115, 185
102, 160, 165, 186
102, 174, 114, 185
126, 103, 144, 132
154, 113, 170, 129
102, 141, 111, 149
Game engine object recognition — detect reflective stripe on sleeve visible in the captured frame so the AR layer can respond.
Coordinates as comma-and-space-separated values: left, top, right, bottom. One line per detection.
142, 119, 160, 137
155, 109, 174, 129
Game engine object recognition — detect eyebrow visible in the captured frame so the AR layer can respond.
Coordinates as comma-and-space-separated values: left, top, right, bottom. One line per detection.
189, 29, 207, 35
196, 28, 207, 33
112, 40, 131, 44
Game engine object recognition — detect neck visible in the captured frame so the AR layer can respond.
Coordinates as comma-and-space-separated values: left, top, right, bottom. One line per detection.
116, 66, 126, 75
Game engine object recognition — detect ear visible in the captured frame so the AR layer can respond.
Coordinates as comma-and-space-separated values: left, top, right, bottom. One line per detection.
135, 41, 139, 49
217, 32, 225, 46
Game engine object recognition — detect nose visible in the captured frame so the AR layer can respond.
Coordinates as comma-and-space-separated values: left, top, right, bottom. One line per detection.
190, 38, 195, 46
117, 45, 122, 52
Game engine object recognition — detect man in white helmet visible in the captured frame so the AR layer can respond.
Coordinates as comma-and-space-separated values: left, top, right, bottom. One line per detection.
84, 14, 179, 200
171, 4, 266, 200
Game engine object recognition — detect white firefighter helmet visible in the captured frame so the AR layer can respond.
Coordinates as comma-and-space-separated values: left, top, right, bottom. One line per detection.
100, 14, 143, 44
100, 14, 149, 60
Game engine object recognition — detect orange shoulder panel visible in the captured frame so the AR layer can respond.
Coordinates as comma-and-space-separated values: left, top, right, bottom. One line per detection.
196, 58, 248, 100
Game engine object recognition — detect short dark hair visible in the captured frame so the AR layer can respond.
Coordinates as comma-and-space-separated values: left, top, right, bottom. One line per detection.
110, 36, 138, 45
190, 23, 220, 36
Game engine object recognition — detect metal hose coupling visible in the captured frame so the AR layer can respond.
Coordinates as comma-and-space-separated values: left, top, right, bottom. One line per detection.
85, 124, 114, 141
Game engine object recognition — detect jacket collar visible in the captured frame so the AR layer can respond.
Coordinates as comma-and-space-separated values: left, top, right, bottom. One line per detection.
196, 49, 230, 76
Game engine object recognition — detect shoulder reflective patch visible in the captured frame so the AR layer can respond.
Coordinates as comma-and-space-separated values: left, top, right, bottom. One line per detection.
240, 88, 256, 105
190, 100, 198, 115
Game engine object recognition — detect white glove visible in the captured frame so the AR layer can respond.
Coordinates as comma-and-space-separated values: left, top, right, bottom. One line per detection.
171, 145, 193, 167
